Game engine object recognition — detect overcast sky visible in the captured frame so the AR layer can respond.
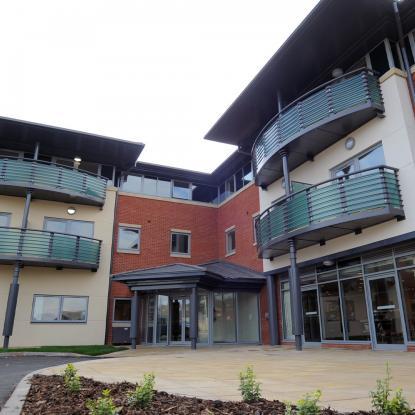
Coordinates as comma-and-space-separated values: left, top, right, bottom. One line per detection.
0, 0, 319, 172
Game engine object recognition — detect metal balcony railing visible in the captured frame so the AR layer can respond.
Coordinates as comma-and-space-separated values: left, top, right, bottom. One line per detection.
256, 166, 404, 258
0, 227, 102, 269
0, 157, 107, 206
252, 69, 384, 187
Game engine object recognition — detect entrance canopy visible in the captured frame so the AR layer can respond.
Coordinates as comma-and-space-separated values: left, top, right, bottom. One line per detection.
112, 260, 265, 292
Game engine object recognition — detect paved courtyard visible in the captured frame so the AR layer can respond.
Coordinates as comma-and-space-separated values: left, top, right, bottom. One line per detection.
39, 346, 415, 412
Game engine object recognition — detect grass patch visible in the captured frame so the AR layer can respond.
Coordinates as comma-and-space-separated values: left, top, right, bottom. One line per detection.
0, 345, 128, 356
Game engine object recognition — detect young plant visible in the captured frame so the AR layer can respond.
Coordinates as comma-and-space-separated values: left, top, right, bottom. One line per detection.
63, 363, 81, 393
127, 372, 156, 409
296, 390, 322, 415
370, 363, 411, 415
284, 401, 294, 415
86, 389, 120, 415
238, 365, 262, 403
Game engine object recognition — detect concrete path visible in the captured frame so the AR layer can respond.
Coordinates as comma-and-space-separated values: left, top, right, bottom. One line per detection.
38, 346, 415, 412
0, 356, 88, 409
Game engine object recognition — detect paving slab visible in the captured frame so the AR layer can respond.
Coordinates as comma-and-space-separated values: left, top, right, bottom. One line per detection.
38, 346, 415, 412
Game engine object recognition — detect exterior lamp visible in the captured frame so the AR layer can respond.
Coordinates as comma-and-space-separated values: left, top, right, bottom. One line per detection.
67, 207, 76, 215
323, 259, 334, 267
74, 156, 82, 169
345, 137, 355, 150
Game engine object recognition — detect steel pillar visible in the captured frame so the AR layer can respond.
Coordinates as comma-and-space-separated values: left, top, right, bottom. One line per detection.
266, 274, 278, 345
130, 291, 139, 349
289, 240, 303, 351
190, 286, 198, 350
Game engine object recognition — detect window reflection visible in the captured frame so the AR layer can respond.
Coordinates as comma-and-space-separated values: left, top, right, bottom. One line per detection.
319, 282, 344, 340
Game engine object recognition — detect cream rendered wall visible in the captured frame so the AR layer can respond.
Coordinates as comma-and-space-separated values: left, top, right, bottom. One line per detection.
0, 188, 116, 347
260, 72, 415, 273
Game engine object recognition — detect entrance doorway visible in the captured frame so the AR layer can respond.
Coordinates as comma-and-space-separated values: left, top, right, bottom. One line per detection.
170, 297, 190, 344
302, 289, 321, 343
367, 274, 406, 349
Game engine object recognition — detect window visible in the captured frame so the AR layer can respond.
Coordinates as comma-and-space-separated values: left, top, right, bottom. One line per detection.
121, 175, 142, 193
281, 281, 294, 340
226, 228, 236, 255
366, 39, 401, 76
319, 281, 344, 340
252, 215, 259, 244
142, 176, 158, 196
405, 31, 415, 67
113, 299, 131, 322
171, 232, 190, 255
118, 226, 141, 253
0, 212, 11, 227
32, 295, 88, 322
332, 144, 385, 178
172, 181, 191, 200
44, 218, 94, 238
242, 163, 253, 185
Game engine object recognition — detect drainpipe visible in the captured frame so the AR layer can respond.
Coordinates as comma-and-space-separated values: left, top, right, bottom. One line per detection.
2, 142, 39, 349
393, 0, 415, 105
130, 291, 138, 349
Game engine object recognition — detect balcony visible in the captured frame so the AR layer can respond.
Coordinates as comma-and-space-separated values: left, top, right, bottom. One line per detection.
256, 167, 404, 259
252, 69, 384, 188
0, 157, 107, 206
0, 227, 101, 270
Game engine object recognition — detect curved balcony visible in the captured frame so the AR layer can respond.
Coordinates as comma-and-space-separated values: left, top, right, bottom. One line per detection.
0, 157, 107, 206
256, 166, 404, 259
252, 69, 384, 188
0, 227, 101, 270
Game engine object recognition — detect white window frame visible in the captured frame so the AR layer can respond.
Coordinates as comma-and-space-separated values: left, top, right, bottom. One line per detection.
225, 226, 236, 256
170, 230, 191, 257
117, 224, 141, 254
0, 212, 11, 227
43, 217, 95, 238
31, 295, 89, 323
112, 297, 132, 322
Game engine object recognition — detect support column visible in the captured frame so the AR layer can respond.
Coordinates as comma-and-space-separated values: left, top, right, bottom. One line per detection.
266, 274, 278, 345
289, 240, 303, 351
130, 291, 139, 349
190, 286, 198, 350
2, 142, 39, 349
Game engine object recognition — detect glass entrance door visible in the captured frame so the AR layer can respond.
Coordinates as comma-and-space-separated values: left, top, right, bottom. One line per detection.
170, 297, 190, 343
302, 289, 321, 343
367, 275, 406, 349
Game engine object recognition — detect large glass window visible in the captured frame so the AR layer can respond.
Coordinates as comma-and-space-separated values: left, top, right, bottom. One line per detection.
281, 281, 294, 340
118, 226, 140, 252
113, 299, 131, 322
157, 178, 171, 197
319, 282, 344, 340
237, 292, 259, 342
213, 292, 236, 342
369, 41, 391, 75
171, 232, 190, 255
156, 295, 168, 343
172, 181, 191, 200
44, 218, 94, 238
147, 296, 155, 343
226, 228, 236, 255
121, 175, 142, 193
0, 212, 11, 227
142, 176, 158, 196
399, 268, 415, 341
32, 295, 88, 322
198, 294, 209, 343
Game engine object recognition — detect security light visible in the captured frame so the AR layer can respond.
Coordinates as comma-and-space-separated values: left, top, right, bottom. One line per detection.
345, 137, 355, 150
74, 156, 82, 162
323, 260, 334, 267
67, 207, 76, 215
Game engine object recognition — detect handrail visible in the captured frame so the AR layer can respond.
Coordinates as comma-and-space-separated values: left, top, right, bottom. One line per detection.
252, 67, 375, 153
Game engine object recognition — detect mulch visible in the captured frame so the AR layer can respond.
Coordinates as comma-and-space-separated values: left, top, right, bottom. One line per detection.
22, 374, 373, 414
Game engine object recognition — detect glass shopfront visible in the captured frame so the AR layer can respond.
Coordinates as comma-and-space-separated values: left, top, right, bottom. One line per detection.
141, 290, 260, 345
281, 242, 415, 349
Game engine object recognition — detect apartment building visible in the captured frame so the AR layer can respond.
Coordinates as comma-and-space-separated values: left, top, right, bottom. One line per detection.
0, 117, 143, 347
205, 0, 415, 351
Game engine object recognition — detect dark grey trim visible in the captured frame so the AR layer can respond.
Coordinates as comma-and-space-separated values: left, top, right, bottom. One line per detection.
130, 292, 138, 349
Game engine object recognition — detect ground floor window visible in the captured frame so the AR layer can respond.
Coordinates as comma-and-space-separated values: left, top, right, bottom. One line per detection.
113, 298, 131, 322
32, 295, 88, 322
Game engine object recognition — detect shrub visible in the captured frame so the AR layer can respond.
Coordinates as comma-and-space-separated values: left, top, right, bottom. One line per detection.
238, 365, 262, 403
370, 363, 411, 415
296, 390, 322, 415
86, 389, 120, 415
284, 401, 294, 415
63, 363, 81, 393
127, 372, 156, 409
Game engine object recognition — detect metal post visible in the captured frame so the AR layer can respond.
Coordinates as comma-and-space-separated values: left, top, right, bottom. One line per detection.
289, 239, 303, 351
393, 1, 415, 105
266, 275, 278, 345
2, 142, 39, 349
190, 286, 198, 350
130, 291, 138, 349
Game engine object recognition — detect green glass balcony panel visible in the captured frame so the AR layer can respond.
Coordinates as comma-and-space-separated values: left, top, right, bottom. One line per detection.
256, 167, 403, 258
0, 227, 101, 268
0, 158, 107, 205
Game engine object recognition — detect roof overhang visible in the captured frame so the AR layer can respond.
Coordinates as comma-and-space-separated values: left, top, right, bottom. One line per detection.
0, 116, 145, 170
204, 0, 415, 149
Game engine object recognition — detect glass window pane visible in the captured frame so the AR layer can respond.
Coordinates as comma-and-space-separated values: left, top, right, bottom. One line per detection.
369, 41, 390, 76
225, 177, 235, 197
44, 219, 67, 234
399, 268, 415, 341
396, 254, 415, 269
118, 227, 140, 251
219, 183, 226, 203
157, 178, 171, 197
339, 265, 363, 280
404, 35, 415, 66
235, 170, 243, 191
147, 296, 155, 343
142, 176, 157, 196
79, 161, 99, 175
156, 295, 168, 343
317, 270, 337, 283
121, 175, 142, 193
282, 288, 294, 339
171, 233, 190, 254
334, 162, 355, 178
0, 213, 11, 227
390, 41, 402, 69
69, 221, 94, 238
61, 297, 88, 321
243, 163, 253, 185
32, 296, 60, 321
213, 292, 236, 342
226, 230, 236, 253
358, 145, 385, 170
114, 299, 131, 321
172, 181, 191, 200
342, 278, 370, 341
198, 295, 209, 343
237, 292, 259, 342
319, 282, 344, 340
364, 258, 394, 274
